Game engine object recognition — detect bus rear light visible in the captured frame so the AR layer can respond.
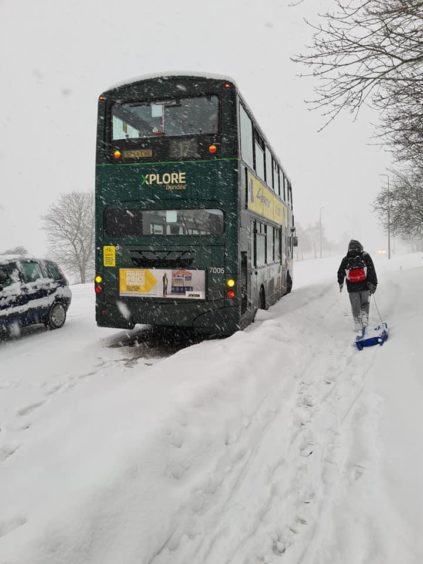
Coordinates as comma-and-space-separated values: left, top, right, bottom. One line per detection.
226, 278, 236, 288
223, 82, 233, 89
113, 150, 122, 160
95, 275, 103, 284
227, 289, 236, 299
95, 284, 103, 295
208, 144, 217, 154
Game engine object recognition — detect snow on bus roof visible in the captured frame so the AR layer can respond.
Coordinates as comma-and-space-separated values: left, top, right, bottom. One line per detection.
105, 71, 237, 92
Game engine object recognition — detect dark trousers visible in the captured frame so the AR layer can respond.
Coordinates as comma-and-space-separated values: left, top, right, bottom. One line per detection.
349, 290, 370, 326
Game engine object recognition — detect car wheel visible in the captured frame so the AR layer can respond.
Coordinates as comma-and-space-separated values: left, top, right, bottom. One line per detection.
48, 302, 67, 330
7, 320, 21, 338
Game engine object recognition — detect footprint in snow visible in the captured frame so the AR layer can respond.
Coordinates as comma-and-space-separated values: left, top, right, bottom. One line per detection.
0, 516, 27, 538
348, 463, 366, 483
0, 443, 21, 463
17, 400, 46, 417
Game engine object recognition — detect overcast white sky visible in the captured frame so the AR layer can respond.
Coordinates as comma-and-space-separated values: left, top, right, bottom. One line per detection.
0, 0, 392, 257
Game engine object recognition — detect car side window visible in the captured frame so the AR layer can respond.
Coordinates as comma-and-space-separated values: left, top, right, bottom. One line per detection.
20, 261, 43, 283
45, 261, 63, 281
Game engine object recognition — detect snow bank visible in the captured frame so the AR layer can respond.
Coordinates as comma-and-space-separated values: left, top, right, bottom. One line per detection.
0, 253, 422, 563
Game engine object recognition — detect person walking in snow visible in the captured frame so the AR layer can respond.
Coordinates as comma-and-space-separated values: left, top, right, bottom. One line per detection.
337, 239, 378, 332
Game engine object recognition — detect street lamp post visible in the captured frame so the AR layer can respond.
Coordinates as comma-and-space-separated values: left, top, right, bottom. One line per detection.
380, 174, 391, 259
319, 206, 324, 259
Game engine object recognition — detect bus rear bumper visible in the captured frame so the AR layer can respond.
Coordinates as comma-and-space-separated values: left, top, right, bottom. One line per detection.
96, 301, 135, 330
96, 298, 240, 336
192, 307, 240, 337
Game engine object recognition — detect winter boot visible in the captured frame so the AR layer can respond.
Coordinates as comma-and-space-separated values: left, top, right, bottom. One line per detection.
353, 318, 362, 333
361, 312, 369, 328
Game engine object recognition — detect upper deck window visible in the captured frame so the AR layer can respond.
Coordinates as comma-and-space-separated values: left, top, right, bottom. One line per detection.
254, 134, 265, 182
239, 104, 254, 169
112, 95, 219, 140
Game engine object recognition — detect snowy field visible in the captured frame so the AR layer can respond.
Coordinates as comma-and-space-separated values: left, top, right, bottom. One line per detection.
0, 253, 422, 564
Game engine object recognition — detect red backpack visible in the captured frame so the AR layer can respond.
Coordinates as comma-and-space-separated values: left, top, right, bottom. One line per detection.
346, 255, 367, 283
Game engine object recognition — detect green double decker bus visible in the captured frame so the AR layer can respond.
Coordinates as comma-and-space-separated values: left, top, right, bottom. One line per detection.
95, 73, 296, 336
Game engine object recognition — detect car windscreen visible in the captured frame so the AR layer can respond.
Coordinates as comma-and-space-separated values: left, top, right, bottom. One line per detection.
19, 260, 43, 283
104, 208, 224, 237
112, 95, 219, 140
0, 263, 20, 290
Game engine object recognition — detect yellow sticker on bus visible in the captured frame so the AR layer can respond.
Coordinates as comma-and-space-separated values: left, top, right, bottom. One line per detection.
103, 246, 116, 267
119, 269, 158, 295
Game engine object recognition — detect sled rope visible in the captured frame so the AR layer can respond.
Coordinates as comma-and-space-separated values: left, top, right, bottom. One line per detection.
373, 294, 384, 323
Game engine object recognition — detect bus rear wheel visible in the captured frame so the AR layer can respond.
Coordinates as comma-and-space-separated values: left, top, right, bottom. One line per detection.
286, 272, 293, 294
259, 286, 267, 310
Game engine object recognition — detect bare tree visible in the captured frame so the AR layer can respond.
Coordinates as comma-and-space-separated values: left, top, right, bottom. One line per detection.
42, 192, 94, 283
295, 221, 334, 259
294, 223, 311, 259
293, 0, 423, 168
373, 168, 423, 237
1, 246, 29, 256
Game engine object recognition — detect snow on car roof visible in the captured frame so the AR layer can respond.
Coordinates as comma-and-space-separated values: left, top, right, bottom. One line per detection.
105, 71, 237, 92
0, 254, 38, 264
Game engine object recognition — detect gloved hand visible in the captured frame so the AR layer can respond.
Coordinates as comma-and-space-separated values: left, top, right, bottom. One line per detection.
339, 283, 343, 292
368, 282, 376, 295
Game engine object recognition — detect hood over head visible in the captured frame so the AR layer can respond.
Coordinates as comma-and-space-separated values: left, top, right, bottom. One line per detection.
348, 239, 363, 253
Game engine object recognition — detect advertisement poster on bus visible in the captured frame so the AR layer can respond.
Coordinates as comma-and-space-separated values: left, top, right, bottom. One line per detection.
247, 172, 287, 226
119, 268, 205, 299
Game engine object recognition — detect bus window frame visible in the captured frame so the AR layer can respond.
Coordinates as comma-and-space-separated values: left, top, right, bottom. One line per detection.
253, 131, 266, 182
239, 102, 254, 170
104, 207, 226, 238
265, 147, 273, 190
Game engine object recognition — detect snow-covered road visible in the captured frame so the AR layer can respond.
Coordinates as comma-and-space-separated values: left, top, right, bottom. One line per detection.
0, 254, 422, 564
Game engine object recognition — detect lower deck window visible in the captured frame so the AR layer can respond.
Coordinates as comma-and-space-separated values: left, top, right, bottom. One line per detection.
252, 221, 281, 267
105, 208, 224, 237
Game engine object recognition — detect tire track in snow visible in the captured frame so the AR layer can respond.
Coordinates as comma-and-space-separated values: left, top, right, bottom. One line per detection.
294, 335, 384, 563
203, 283, 385, 563
147, 282, 371, 564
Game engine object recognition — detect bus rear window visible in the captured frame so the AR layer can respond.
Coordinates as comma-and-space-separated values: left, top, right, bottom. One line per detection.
112, 96, 219, 140
105, 208, 224, 236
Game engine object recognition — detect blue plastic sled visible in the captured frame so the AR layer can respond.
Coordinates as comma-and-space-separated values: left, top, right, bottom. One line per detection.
355, 322, 389, 351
